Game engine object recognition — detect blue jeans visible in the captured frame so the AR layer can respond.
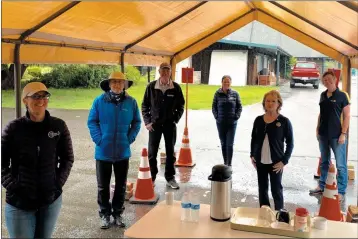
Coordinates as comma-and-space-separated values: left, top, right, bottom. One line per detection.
318, 136, 348, 195
216, 122, 237, 166
5, 195, 62, 238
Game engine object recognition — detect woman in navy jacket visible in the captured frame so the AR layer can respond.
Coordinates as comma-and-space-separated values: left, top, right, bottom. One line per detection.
212, 75, 242, 166
250, 90, 293, 210
87, 72, 141, 229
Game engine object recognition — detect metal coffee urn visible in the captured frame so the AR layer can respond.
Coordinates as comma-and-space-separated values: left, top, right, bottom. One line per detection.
208, 164, 232, 221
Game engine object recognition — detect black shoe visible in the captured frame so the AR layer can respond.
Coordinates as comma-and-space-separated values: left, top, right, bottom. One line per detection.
113, 216, 125, 228
100, 216, 110, 229
166, 179, 179, 189
309, 187, 323, 195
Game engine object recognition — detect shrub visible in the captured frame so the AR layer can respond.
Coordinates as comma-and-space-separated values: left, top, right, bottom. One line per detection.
27, 66, 42, 79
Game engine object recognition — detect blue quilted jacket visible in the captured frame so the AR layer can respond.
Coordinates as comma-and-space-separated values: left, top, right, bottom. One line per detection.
212, 88, 242, 123
87, 92, 141, 161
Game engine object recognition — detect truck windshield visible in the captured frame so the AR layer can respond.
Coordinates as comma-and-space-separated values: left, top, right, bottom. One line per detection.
295, 63, 316, 68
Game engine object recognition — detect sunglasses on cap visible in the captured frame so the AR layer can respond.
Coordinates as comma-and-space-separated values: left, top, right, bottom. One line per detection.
27, 93, 51, 100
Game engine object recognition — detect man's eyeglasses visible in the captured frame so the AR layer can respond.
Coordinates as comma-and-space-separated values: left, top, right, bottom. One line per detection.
27, 94, 50, 100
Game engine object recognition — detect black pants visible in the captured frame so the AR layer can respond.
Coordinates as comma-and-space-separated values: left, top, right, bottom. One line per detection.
256, 163, 284, 210
148, 122, 177, 182
96, 160, 129, 218
216, 122, 237, 166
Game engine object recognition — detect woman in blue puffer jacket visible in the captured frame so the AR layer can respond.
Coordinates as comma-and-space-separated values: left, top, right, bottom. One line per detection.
212, 75, 243, 167
87, 72, 141, 229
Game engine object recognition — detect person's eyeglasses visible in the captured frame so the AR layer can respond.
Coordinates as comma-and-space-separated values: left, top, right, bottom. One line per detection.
110, 80, 124, 85
28, 94, 50, 100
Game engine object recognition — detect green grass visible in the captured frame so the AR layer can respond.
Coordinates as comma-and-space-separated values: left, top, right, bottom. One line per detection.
1, 84, 277, 110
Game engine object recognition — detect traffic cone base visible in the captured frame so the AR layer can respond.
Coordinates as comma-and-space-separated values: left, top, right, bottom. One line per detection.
129, 194, 159, 205
318, 164, 343, 221
175, 148, 196, 167
129, 148, 159, 205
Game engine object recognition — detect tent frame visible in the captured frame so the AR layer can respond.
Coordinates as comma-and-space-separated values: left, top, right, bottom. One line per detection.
5, 2, 354, 119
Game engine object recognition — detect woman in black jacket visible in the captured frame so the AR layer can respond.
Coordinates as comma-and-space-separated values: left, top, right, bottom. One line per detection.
212, 75, 242, 166
1, 82, 74, 238
250, 90, 293, 210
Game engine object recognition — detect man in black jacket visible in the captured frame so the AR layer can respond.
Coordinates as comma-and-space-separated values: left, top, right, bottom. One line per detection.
1, 82, 74, 238
141, 62, 185, 189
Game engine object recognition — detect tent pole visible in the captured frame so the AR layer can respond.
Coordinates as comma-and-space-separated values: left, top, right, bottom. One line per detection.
14, 44, 22, 118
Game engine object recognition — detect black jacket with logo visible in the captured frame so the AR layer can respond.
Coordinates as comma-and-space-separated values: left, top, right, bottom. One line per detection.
141, 80, 185, 125
1, 111, 74, 210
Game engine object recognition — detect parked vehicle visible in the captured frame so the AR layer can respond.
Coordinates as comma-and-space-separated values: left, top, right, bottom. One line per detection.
290, 61, 320, 89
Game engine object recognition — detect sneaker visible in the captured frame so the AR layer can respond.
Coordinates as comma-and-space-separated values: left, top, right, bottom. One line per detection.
113, 216, 125, 228
100, 216, 110, 229
338, 193, 345, 202
309, 187, 323, 195
166, 179, 180, 189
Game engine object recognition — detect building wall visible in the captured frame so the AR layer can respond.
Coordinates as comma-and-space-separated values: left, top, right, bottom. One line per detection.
191, 42, 287, 86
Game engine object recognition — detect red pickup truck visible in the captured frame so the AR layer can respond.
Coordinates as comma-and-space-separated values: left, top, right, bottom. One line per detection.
290, 61, 320, 89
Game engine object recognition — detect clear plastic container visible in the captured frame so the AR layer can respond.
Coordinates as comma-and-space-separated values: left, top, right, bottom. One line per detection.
181, 192, 191, 222
190, 193, 200, 223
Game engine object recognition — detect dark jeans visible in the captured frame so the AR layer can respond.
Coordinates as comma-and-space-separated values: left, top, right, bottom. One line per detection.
216, 122, 237, 166
148, 122, 177, 182
5, 195, 62, 238
96, 160, 129, 218
257, 163, 284, 210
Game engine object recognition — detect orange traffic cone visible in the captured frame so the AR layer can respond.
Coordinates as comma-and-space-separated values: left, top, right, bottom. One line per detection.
318, 164, 344, 221
314, 157, 322, 179
129, 148, 159, 205
314, 157, 335, 179
175, 127, 196, 167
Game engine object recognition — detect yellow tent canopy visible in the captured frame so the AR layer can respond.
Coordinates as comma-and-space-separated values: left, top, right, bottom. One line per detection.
2, 1, 357, 65
1, 1, 357, 106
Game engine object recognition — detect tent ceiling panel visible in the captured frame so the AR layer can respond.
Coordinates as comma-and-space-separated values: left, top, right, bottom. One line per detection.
256, 1, 358, 56
2, 2, 68, 30
276, 1, 358, 46
39, 1, 200, 52
137, 1, 250, 52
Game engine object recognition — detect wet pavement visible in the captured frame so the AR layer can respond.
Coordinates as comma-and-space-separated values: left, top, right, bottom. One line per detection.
1, 80, 357, 238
